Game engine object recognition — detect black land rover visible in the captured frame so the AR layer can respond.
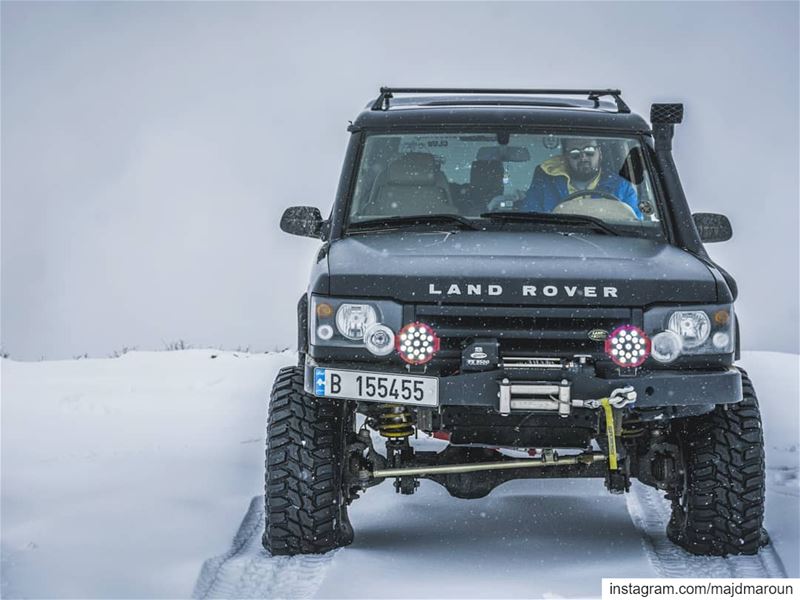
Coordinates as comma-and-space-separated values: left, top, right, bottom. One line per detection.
263, 88, 766, 558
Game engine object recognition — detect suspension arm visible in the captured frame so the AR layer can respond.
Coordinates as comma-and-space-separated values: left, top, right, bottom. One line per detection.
371, 452, 606, 478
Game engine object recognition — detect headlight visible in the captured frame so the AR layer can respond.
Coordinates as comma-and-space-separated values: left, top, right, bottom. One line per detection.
310, 295, 402, 351
667, 311, 710, 348
335, 304, 377, 340
650, 331, 683, 363
644, 304, 735, 359
364, 324, 396, 356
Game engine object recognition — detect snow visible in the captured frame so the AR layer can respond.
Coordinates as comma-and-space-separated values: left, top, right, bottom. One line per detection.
1, 350, 282, 598
1, 350, 797, 598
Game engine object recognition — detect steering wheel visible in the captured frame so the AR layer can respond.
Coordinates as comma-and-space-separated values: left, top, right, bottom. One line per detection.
553, 189, 639, 222
560, 189, 622, 203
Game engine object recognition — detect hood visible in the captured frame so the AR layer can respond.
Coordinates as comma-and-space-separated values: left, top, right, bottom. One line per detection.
326, 231, 718, 306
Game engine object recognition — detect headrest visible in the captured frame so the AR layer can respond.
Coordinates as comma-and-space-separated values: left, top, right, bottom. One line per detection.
387, 153, 438, 185
470, 160, 504, 186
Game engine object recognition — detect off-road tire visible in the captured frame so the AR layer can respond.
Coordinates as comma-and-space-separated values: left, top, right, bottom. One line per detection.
668, 367, 767, 556
262, 366, 354, 555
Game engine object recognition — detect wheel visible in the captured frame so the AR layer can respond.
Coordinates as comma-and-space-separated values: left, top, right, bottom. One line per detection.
667, 367, 767, 555
262, 366, 355, 555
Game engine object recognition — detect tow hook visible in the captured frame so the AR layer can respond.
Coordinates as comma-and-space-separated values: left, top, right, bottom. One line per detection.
574, 386, 637, 410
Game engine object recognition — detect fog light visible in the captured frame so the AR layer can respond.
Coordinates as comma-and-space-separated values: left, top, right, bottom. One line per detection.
396, 322, 440, 365
605, 325, 650, 368
651, 330, 682, 363
364, 324, 395, 356
316, 324, 334, 341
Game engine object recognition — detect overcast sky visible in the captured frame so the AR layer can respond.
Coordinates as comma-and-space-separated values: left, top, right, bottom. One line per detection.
2, 1, 798, 360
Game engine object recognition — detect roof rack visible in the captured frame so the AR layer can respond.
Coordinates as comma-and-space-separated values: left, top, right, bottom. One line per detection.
370, 87, 631, 114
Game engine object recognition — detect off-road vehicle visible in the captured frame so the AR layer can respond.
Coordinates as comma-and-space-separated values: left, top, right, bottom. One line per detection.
263, 88, 766, 557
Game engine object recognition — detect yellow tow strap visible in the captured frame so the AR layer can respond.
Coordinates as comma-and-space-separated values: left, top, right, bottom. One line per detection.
600, 398, 618, 470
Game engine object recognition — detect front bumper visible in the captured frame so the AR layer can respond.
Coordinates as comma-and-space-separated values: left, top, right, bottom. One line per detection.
304, 359, 742, 412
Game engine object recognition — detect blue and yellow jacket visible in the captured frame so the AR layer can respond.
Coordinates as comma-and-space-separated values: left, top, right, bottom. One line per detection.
521, 155, 641, 219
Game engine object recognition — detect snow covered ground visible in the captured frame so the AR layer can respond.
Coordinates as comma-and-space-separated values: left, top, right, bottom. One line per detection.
1, 350, 797, 598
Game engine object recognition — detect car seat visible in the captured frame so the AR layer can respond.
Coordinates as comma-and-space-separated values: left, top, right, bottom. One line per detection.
461, 160, 504, 214
364, 152, 457, 217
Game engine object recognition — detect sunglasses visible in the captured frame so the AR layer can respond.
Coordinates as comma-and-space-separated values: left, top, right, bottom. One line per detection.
566, 146, 598, 159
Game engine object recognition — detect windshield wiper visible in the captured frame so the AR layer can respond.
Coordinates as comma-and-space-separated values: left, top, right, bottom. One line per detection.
348, 214, 480, 232
480, 211, 621, 236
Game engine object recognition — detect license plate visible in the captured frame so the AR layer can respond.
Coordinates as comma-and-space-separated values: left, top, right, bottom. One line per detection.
313, 368, 439, 407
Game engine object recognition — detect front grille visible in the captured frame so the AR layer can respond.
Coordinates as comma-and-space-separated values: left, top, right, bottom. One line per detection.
415, 304, 638, 360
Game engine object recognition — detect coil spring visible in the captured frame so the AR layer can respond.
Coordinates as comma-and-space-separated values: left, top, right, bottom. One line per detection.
377, 404, 415, 439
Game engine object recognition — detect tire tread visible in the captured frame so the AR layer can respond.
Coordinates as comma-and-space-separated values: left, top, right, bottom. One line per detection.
262, 366, 352, 555
669, 367, 767, 556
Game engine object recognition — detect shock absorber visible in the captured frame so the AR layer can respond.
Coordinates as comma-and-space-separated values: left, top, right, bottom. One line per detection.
377, 405, 418, 494
377, 405, 415, 439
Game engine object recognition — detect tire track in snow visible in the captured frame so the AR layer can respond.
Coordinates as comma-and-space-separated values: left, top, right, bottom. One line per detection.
626, 482, 787, 578
193, 496, 337, 599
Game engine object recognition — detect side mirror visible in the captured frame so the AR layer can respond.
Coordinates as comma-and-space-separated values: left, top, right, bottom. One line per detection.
692, 212, 732, 243
280, 206, 324, 238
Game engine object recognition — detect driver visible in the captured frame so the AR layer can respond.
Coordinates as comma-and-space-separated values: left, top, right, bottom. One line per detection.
521, 137, 642, 218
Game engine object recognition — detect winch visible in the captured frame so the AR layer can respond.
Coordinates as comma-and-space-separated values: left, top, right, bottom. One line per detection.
498, 381, 636, 416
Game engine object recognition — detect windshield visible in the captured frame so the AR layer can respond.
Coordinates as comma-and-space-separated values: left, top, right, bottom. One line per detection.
347, 132, 664, 237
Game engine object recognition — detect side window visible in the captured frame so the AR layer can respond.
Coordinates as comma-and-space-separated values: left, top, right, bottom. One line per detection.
617, 143, 660, 221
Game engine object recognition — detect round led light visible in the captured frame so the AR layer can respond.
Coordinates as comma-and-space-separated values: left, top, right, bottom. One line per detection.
317, 324, 334, 341
651, 330, 683, 363
364, 324, 395, 356
668, 311, 711, 349
335, 304, 378, 340
604, 325, 650, 368
395, 322, 440, 365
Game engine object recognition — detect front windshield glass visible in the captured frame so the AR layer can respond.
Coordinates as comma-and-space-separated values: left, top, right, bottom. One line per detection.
347, 132, 664, 237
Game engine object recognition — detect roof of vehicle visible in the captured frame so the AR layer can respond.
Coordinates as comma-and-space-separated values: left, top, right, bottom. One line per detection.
350, 88, 652, 134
